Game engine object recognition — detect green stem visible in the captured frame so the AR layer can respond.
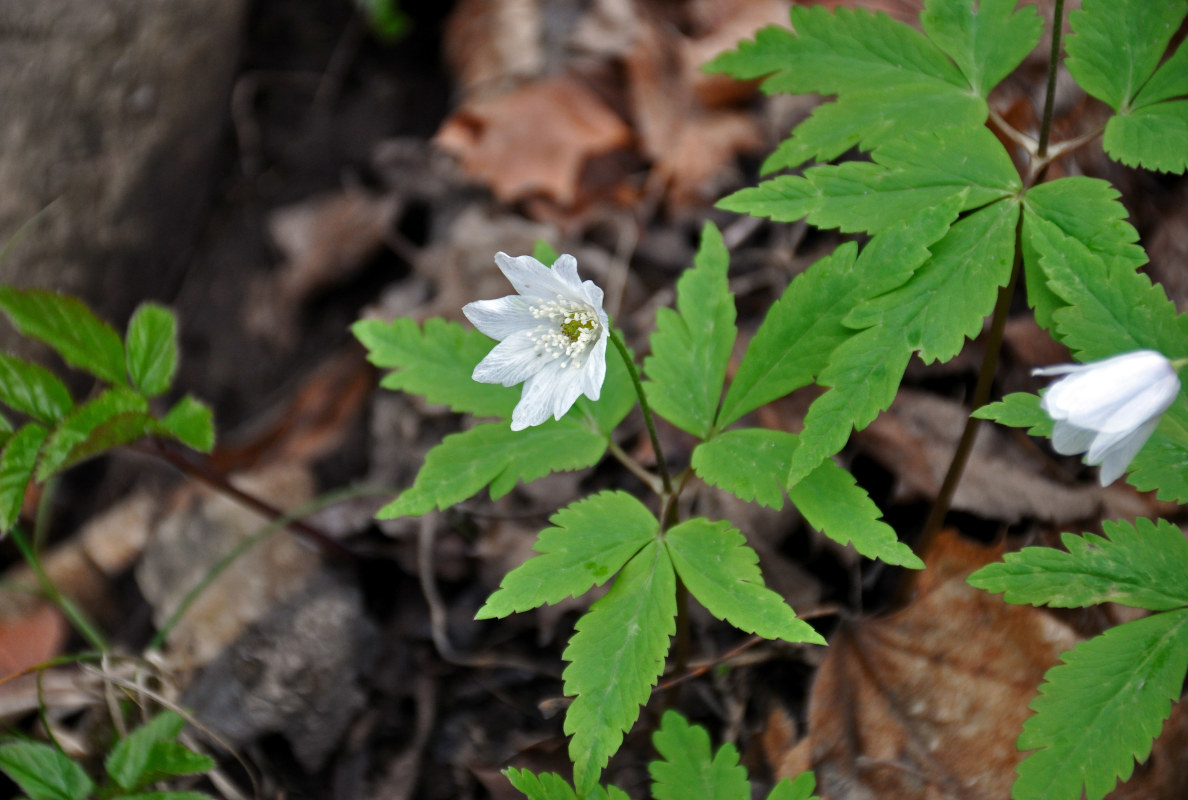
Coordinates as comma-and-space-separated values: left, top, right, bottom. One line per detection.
9, 526, 108, 652
1036, 0, 1065, 160
916, 223, 1025, 559
609, 329, 672, 495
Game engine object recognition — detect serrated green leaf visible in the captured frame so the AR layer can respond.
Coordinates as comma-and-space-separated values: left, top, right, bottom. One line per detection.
138, 741, 215, 783
476, 491, 657, 619
379, 419, 606, 518
1066, 0, 1186, 111
37, 388, 149, 480
0, 741, 94, 800
1021, 178, 1146, 329
0, 424, 47, 531
665, 517, 825, 644
1013, 609, 1188, 800
920, 0, 1043, 97
353, 317, 517, 418
650, 710, 749, 800
971, 518, 1188, 610
707, 5, 965, 94
971, 392, 1052, 436
718, 194, 963, 429
1133, 37, 1188, 107
155, 396, 215, 453
125, 303, 178, 397
845, 198, 1019, 363
717, 176, 818, 222
106, 711, 186, 790
644, 223, 736, 437
0, 354, 73, 424
563, 540, 675, 795
1103, 100, 1188, 174
767, 772, 818, 800
503, 768, 629, 800
788, 458, 923, 569
0, 287, 126, 385
691, 428, 797, 510
761, 82, 986, 171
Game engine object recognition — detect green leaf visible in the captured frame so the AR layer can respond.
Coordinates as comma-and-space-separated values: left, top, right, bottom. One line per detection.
125, 303, 178, 397
1103, 101, 1188, 174
118, 794, 215, 800
0, 354, 73, 424
969, 518, 1188, 610
1065, 0, 1186, 111
767, 772, 818, 800
0, 424, 47, 531
920, 0, 1043, 97
845, 198, 1019, 363
106, 711, 186, 790
352, 317, 517, 418
137, 741, 215, 783
503, 768, 630, 800
691, 428, 797, 510
717, 193, 963, 428
650, 710, 749, 800
155, 396, 215, 453
707, 5, 965, 94
563, 540, 675, 795
1021, 178, 1146, 329
644, 222, 736, 437
476, 491, 658, 619
971, 392, 1052, 437
378, 419, 607, 518
0, 287, 126, 385
1133, 37, 1188, 107
37, 388, 150, 480
788, 458, 923, 569
761, 82, 986, 171
0, 741, 94, 800
1013, 609, 1188, 800
665, 517, 825, 645
532, 240, 561, 265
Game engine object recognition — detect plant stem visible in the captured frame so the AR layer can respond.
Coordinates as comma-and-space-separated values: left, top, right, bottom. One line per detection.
1036, 0, 1065, 160
609, 329, 673, 495
144, 440, 357, 561
9, 526, 108, 652
917, 224, 1025, 558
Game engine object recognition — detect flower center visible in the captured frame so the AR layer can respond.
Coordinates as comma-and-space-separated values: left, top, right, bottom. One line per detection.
529, 298, 602, 368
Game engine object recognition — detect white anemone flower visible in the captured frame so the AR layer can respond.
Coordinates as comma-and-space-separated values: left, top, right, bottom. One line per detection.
1034, 349, 1181, 485
463, 252, 609, 431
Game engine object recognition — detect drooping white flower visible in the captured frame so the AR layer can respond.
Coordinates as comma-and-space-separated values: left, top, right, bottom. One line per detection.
1034, 349, 1181, 485
463, 252, 609, 431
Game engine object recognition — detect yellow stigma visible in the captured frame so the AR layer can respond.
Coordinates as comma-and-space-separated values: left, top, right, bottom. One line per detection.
561, 315, 594, 342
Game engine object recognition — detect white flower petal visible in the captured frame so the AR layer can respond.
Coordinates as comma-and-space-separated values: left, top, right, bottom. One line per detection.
1095, 417, 1160, 486
1050, 420, 1096, 456
512, 363, 569, 430
463, 296, 537, 340
495, 252, 583, 303
552, 254, 583, 290
472, 331, 548, 387
581, 334, 608, 399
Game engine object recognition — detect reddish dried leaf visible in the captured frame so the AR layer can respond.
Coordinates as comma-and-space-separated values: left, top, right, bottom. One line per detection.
0, 602, 67, 679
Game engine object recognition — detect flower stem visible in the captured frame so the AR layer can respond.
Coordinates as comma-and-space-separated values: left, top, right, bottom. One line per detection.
609, 329, 673, 494
9, 525, 108, 652
1036, 0, 1065, 160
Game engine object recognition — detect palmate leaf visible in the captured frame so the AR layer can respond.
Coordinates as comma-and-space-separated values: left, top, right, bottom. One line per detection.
644, 222, 736, 437
0, 741, 94, 800
718, 196, 964, 429
650, 710, 748, 800
1103, 101, 1188, 174
971, 392, 1052, 437
106, 711, 186, 790
705, 5, 980, 170
0, 423, 47, 531
352, 316, 517, 418
1065, 0, 1185, 112
665, 517, 824, 645
0, 287, 126, 385
1025, 214, 1188, 499
562, 540, 676, 795
1132, 36, 1188, 107
1013, 608, 1188, 800
378, 418, 608, 518
476, 491, 657, 618
503, 768, 630, 800
692, 428, 797, 509
768, 773, 818, 800
969, 518, 1188, 610
920, 0, 1043, 97
0, 354, 73, 424
125, 302, 178, 397
788, 458, 923, 569
37, 388, 151, 481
